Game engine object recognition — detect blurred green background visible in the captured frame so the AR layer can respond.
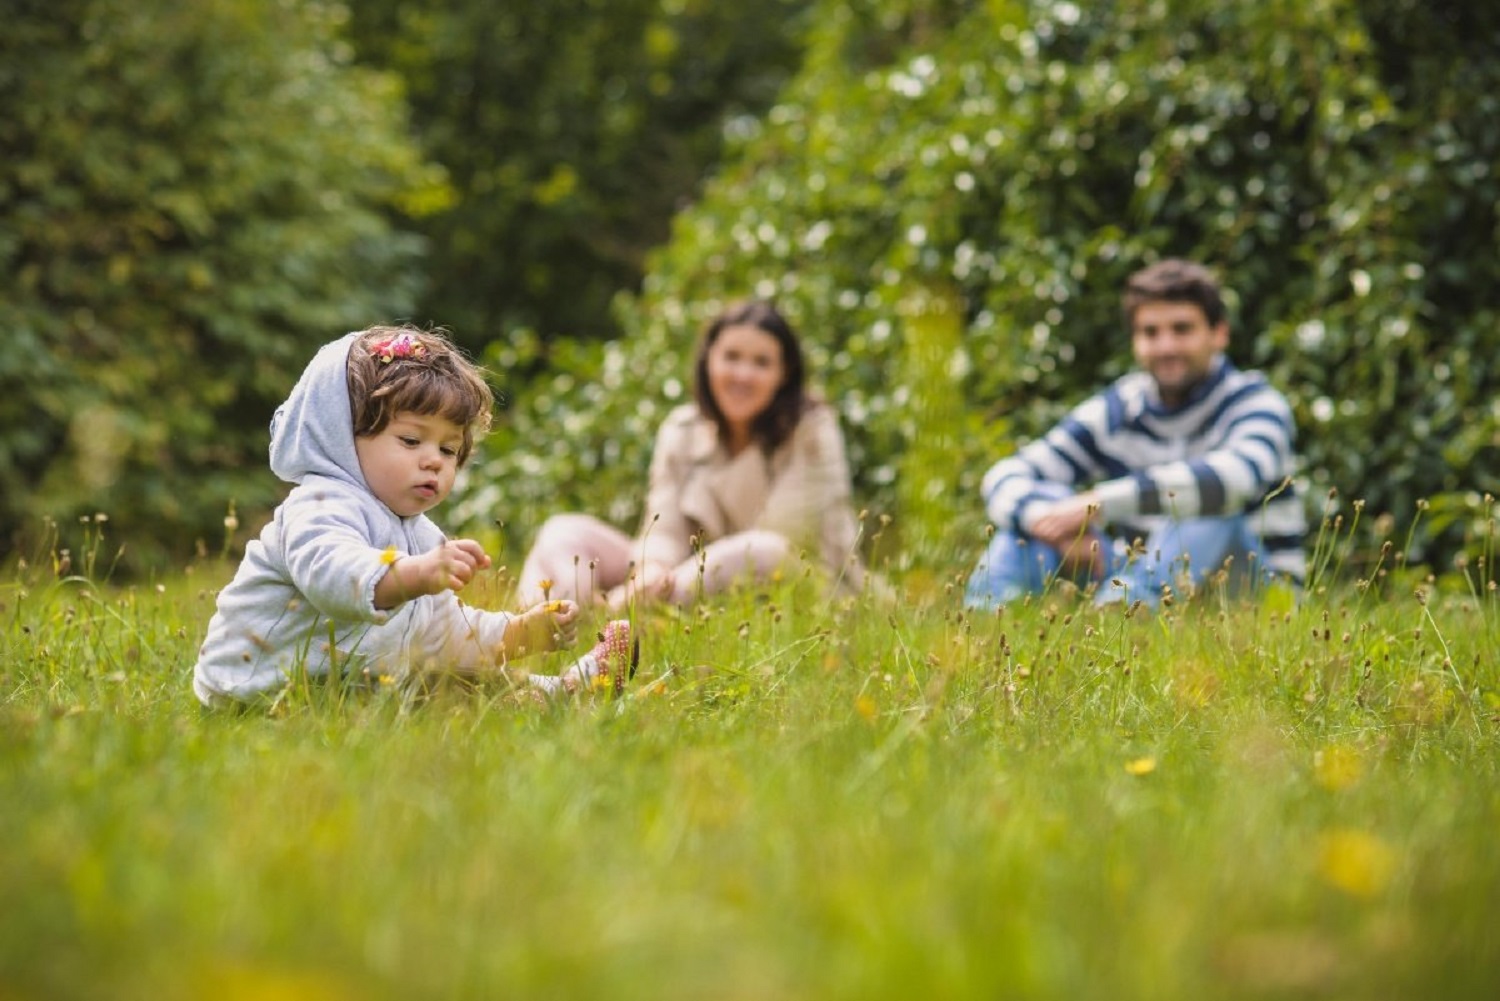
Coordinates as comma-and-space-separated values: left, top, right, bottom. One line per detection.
3, 0, 1496, 576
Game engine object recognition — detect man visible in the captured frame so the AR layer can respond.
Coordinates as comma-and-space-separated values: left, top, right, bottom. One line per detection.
966, 259, 1306, 608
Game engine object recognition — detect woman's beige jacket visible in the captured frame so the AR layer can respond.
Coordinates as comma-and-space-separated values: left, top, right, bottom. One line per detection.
636, 402, 871, 594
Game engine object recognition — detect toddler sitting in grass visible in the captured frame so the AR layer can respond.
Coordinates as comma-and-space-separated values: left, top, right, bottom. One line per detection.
193, 326, 632, 708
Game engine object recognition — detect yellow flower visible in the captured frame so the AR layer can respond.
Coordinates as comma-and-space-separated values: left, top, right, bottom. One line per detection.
1314, 745, 1364, 792
538, 578, 554, 601
854, 695, 878, 722
1317, 828, 1396, 899
544, 600, 565, 613
380, 546, 399, 565
1124, 756, 1158, 776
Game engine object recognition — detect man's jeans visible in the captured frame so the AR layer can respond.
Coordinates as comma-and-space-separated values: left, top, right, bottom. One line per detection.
965, 514, 1268, 609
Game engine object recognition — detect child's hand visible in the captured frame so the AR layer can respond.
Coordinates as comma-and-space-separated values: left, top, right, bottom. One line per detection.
531, 598, 580, 649
374, 539, 492, 610
505, 599, 579, 656
414, 539, 492, 595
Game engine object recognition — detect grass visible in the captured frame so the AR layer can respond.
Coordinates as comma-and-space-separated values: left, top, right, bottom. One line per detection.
2, 524, 1498, 1000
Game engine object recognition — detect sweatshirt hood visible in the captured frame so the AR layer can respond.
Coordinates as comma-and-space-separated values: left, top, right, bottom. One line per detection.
269, 332, 366, 489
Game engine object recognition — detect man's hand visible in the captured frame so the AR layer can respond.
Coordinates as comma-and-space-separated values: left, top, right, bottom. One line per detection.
375, 538, 491, 609
1029, 494, 1107, 580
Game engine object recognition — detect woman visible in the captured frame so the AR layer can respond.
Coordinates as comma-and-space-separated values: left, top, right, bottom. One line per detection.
517, 300, 874, 608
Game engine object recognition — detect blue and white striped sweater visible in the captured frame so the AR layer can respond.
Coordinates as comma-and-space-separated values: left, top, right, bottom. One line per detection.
980, 358, 1307, 582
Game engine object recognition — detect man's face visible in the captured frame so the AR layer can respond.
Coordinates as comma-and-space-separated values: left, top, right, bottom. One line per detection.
1130, 301, 1228, 406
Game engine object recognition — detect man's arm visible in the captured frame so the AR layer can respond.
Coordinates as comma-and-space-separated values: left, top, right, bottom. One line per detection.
981, 394, 1114, 535
1091, 379, 1297, 524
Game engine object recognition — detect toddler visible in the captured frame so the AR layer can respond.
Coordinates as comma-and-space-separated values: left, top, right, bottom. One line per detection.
193, 326, 632, 707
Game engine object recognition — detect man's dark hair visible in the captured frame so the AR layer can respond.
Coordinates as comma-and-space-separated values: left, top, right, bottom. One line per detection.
1122, 259, 1228, 329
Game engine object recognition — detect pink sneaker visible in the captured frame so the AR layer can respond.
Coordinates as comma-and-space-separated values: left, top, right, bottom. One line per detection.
561, 620, 637, 695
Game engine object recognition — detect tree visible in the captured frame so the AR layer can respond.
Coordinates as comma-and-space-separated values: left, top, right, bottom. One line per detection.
343, 0, 814, 355
0, 0, 440, 566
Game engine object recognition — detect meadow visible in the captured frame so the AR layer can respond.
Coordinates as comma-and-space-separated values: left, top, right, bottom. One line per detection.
2, 517, 1497, 1000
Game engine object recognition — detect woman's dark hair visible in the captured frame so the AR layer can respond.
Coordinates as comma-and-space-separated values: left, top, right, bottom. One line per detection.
693, 299, 808, 451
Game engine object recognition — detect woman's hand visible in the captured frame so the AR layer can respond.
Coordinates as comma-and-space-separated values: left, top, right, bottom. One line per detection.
606, 561, 675, 611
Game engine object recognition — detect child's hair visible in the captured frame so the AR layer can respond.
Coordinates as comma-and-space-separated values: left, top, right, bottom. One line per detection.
347, 325, 494, 465
1121, 258, 1228, 329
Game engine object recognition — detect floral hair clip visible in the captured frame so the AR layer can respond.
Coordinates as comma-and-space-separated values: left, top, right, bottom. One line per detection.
371, 332, 427, 365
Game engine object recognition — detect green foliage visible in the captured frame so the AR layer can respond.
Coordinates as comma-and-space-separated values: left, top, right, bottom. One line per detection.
2, 551, 1498, 998
343, 0, 814, 353
0, 0, 437, 567
467, 0, 1500, 573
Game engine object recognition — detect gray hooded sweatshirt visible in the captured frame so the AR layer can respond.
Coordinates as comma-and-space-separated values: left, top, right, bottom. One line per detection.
193, 332, 513, 705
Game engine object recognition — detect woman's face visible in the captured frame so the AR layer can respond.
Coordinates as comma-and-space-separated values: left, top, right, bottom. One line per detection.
705, 323, 786, 442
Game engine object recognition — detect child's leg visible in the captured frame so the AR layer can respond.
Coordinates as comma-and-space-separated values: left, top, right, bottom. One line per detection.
527, 620, 636, 696
516, 513, 635, 605
665, 530, 792, 605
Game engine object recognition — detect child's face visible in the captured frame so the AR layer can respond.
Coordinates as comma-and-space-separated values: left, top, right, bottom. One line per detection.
354, 411, 465, 518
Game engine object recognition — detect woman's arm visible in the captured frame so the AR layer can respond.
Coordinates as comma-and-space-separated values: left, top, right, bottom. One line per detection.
635, 411, 697, 570
756, 403, 851, 548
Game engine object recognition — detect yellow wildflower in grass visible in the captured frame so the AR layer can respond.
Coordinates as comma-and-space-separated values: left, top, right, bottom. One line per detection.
189, 959, 362, 1001
538, 578, 554, 601
1314, 745, 1365, 792
854, 695, 878, 722
1124, 756, 1158, 776
380, 546, 399, 565
1317, 828, 1396, 899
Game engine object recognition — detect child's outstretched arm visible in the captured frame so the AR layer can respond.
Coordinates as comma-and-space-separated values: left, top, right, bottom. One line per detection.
375, 538, 491, 610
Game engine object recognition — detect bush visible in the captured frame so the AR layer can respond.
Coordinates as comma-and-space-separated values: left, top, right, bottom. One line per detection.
0, 0, 438, 568
462, 0, 1500, 576
344, 0, 814, 355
